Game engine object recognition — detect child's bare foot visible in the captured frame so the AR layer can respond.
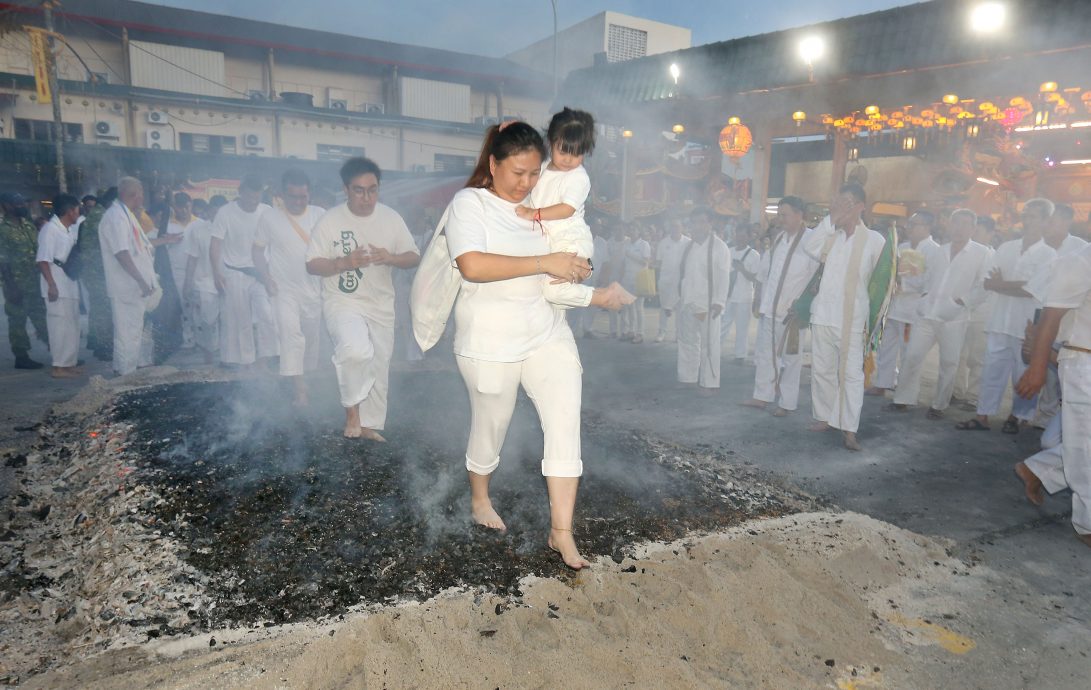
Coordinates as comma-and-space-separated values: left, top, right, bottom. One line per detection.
548, 527, 590, 570
472, 499, 506, 531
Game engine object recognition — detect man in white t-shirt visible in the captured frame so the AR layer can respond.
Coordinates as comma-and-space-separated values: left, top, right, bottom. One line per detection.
35, 194, 83, 378
655, 218, 690, 343
98, 177, 158, 376
182, 202, 218, 364
721, 223, 761, 361
254, 170, 325, 406
306, 158, 420, 440
209, 175, 276, 368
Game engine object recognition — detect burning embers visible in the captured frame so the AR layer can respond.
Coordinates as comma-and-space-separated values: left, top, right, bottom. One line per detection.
114, 373, 803, 626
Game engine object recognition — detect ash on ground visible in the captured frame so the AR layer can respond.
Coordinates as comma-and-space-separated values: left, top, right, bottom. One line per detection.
114, 373, 807, 626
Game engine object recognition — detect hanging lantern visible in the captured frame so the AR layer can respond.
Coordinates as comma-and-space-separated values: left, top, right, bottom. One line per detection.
719, 121, 753, 160
1040, 81, 1058, 93
727, 116, 741, 126
942, 94, 959, 105
820, 114, 834, 125
672, 123, 685, 134
902, 135, 917, 151
979, 102, 997, 114
864, 105, 880, 118
792, 111, 807, 127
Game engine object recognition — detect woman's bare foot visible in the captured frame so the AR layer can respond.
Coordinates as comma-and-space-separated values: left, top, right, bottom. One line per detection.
548, 527, 590, 570
808, 421, 830, 432
343, 406, 362, 438
1014, 462, 1045, 506
472, 499, 507, 531
359, 428, 386, 442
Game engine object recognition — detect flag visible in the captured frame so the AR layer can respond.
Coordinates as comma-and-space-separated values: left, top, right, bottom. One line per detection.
27, 27, 52, 104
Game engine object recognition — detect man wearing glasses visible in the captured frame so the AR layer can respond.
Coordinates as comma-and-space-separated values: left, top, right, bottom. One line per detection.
957, 198, 1056, 433
306, 157, 420, 440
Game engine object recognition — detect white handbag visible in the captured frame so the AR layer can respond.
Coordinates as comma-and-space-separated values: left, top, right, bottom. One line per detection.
410, 206, 460, 352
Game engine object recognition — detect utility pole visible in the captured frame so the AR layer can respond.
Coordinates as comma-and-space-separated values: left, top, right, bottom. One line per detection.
550, 0, 558, 101
42, 1, 66, 192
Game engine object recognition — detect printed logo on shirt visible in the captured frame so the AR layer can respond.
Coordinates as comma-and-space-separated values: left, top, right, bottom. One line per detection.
337, 229, 363, 293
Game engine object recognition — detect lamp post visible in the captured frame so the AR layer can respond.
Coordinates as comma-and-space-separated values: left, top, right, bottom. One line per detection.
550, 0, 558, 100
42, 0, 66, 192
620, 129, 633, 222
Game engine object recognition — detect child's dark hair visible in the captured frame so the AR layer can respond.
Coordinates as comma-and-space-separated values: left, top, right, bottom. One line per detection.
546, 107, 595, 157
465, 122, 547, 189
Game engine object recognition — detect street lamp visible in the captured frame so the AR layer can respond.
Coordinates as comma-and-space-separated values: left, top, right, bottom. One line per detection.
798, 35, 825, 82
969, 1, 1006, 33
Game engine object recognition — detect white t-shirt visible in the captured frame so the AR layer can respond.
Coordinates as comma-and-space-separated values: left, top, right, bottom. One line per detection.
529, 163, 589, 222
36, 216, 80, 299
985, 238, 1056, 339
165, 217, 198, 284
305, 202, 417, 328
183, 219, 217, 294
445, 187, 568, 362
211, 201, 271, 269
656, 235, 690, 279
254, 205, 324, 303
1045, 243, 1091, 359
918, 240, 992, 322
729, 245, 761, 303
98, 201, 156, 304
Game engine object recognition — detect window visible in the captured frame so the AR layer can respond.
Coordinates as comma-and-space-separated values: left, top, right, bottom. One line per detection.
607, 24, 648, 62
180, 133, 237, 155
317, 144, 365, 162
434, 153, 475, 173
13, 118, 83, 143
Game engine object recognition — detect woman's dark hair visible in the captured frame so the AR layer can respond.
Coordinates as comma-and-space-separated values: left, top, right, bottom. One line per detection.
546, 107, 595, 157
465, 122, 547, 189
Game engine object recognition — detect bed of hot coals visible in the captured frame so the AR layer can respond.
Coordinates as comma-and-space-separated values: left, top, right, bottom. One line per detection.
0, 371, 810, 681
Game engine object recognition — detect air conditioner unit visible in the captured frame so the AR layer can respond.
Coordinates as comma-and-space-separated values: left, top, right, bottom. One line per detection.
362, 102, 385, 115
145, 129, 173, 150
243, 132, 266, 150
146, 110, 169, 125
327, 88, 349, 110
247, 90, 269, 102
94, 120, 121, 139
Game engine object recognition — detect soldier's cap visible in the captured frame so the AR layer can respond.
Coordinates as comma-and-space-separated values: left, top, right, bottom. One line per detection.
0, 192, 26, 205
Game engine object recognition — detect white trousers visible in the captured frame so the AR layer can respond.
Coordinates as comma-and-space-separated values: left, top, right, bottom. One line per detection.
977, 332, 1038, 420
811, 324, 865, 433
1026, 357, 1091, 534
326, 307, 394, 429
752, 315, 802, 411
678, 304, 721, 388
621, 297, 645, 337
111, 297, 153, 375
456, 336, 583, 478
874, 319, 910, 389
954, 319, 987, 401
720, 301, 752, 359
220, 269, 278, 365
273, 292, 321, 377
892, 319, 969, 411
45, 297, 80, 367
193, 290, 220, 354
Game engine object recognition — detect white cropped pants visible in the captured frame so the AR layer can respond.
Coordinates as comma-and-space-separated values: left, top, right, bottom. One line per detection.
326, 307, 394, 430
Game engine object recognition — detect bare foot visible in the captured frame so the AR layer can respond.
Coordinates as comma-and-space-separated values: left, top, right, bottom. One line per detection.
865, 387, 888, 397
772, 407, 790, 417
808, 421, 830, 432
359, 428, 386, 442
343, 406, 361, 438
548, 528, 590, 570
472, 499, 507, 531
1078, 533, 1091, 549
843, 432, 862, 451
740, 399, 767, 409
1014, 462, 1045, 506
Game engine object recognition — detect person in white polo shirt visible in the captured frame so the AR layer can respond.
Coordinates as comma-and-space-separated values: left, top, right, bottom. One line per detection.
253, 169, 325, 406
306, 157, 420, 441
35, 193, 83, 378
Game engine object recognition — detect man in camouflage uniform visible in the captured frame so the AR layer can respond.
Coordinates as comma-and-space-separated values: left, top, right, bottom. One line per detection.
78, 189, 113, 360
0, 192, 48, 368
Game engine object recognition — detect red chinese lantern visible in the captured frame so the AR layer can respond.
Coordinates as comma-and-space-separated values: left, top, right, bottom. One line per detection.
719, 121, 753, 161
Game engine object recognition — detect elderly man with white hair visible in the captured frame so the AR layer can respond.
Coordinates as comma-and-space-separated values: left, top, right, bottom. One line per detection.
98, 177, 159, 375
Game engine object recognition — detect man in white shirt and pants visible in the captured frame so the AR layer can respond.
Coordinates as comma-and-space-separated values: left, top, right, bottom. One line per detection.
98, 177, 158, 376
743, 196, 819, 416
721, 223, 761, 361
1015, 242, 1091, 548
253, 169, 325, 406
806, 183, 887, 451
677, 206, 730, 391
890, 209, 992, 417
209, 175, 276, 368
654, 218, 689, 342
869, 211, 944, 396
35, 194, 83, 378
959, 198, 1056, 433
182, 203, 218, 364
306, 158, 420, 440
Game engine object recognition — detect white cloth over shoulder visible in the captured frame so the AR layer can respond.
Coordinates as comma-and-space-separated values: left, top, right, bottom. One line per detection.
99, 201, 155, 303
803, 216, 886, 333
757, 228, 820, 319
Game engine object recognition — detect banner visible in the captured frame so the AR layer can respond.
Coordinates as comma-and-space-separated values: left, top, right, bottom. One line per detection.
27, 28, 52, 105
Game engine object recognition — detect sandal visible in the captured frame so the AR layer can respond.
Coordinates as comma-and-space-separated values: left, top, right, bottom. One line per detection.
955, 419, 990, 431
1001, 418, 1020, 435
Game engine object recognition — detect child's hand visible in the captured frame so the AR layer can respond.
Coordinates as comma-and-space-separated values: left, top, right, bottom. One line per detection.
515, 205, 535, 220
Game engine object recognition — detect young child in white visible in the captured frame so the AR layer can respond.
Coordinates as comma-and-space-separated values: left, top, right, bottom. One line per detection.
516, 108, 632, 310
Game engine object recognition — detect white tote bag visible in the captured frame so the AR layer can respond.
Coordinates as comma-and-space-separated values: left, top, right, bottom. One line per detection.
410, 205, 461, 352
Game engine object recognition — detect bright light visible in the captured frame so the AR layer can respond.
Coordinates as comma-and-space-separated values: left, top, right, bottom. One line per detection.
970, 2, 1006, 33
1071, 121, 1091, 128
669, 63, 680, 84
672, 123, 685, 134
798, 36, 825, 65
976, 177, 1000, 186
1060, 159, 1091, 165
621, 129, 633, 139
